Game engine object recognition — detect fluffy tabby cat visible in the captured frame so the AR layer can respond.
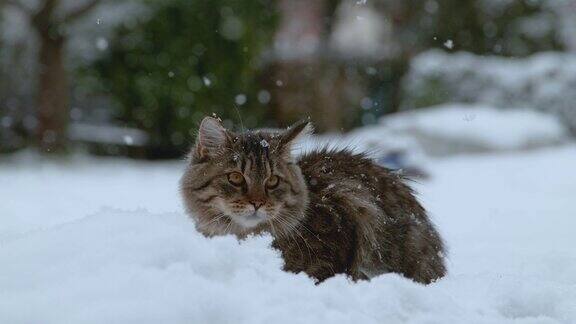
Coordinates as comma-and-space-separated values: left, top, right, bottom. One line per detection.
180, 117, 446, 284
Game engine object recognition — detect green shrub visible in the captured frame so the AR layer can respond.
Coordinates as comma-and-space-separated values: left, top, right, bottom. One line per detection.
84, 0, 277, 158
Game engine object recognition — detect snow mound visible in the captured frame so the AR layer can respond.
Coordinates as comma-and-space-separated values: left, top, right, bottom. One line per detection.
403, 50, 576, 134
2, 204, 576, 323
2, 139, 576, 323
379, 104, 569, 156
0, 155, 183, 242
299, 104, 568, 162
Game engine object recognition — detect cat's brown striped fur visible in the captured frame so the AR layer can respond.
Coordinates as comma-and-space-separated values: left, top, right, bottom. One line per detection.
180, 117, 446, 284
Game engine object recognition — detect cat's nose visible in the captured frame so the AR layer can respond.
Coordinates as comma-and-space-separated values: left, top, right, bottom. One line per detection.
249, 201, 265, 210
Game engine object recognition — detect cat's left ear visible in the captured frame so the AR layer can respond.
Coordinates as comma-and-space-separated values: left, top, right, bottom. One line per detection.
277, 118, 314, 157
195, 116, 232, 159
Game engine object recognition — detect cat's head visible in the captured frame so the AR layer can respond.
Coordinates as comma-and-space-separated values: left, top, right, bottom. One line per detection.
180, 116, 312, 237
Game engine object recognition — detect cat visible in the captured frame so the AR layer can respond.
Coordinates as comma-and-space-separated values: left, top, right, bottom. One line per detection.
180, 116, 446, 284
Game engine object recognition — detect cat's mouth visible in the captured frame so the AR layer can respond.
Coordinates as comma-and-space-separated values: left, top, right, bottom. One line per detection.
230, 211, 267, 228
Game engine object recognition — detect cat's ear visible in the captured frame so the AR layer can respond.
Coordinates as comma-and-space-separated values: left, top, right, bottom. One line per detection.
277, 118, 313, 158
195, 116, 231, 159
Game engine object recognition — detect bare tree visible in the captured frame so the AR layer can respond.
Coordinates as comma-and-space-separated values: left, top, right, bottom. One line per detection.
269, 0, 326, 129
3, 0, 103, 153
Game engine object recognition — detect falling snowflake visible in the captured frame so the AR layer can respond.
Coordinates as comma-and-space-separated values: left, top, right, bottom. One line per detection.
444, 39, 454, 49
203, 77, 211, 86
235, 94, 247, 105
257, 90, 271, 104
96, 38, 108, 51
123, 135, 133, 145
260, 139, 269, 148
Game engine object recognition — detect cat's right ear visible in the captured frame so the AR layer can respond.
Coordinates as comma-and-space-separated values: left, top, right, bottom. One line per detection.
276, 118, 314, 160
279, 118, 313, 147
195, 117, 230, 159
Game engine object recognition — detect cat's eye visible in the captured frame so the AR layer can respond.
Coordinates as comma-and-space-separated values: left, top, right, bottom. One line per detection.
227, 172, 245, 186
266, 175, 280, 189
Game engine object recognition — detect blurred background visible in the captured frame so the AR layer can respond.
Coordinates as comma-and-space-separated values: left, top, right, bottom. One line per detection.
1, 0, 575, 160
2, 3, 576, 318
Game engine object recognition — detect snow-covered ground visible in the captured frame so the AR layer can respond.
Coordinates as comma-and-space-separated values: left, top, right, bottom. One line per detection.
1, 144, 576, 323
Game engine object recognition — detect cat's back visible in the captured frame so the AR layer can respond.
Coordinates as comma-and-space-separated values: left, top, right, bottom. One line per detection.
294, 147, 446, 283
298, 147, 427, 219
298, 147, 376, 182
298, 148, 410, 208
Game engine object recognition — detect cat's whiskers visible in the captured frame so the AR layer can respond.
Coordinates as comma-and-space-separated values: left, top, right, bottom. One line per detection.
273, 215, 317, 263
223, 217, 233, 235
202, 213, 228, 228
267, 219, 278, 238
272, 219, 290, 241
272, 217, 305, 261
281, 210, 329, 246
291, 226, 315, 262
284, 220, 315, 263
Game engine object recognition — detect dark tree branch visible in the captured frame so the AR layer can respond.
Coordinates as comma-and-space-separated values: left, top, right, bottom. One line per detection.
63, 0, 102, 23
37, 0, 59, 16
31, 0, 59, 31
